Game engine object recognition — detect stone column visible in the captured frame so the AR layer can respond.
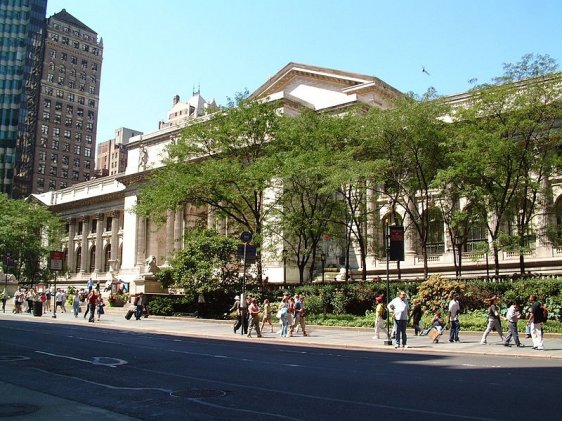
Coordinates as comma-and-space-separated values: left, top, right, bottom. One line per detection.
136, 216, 146, 267
538, 176, 556, 248
166, 210, 175, 258
110, 210, 120, 268
67, 218, 75, 273
403, 212, 417, 256
94, 213, 104, 273
80, 216, 89, 273
174, 208, 183, 251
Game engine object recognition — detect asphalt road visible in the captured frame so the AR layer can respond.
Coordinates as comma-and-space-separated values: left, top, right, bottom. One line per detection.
1, 319, 561, 421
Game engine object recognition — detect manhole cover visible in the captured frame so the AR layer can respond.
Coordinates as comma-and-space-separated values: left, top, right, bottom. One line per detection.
171, 389, 227, 399
0, 404, 40, 417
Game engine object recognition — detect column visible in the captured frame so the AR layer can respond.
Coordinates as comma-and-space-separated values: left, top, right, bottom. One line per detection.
80, 216, 89, 273
67, 218, 75, 273
165, 210, 175, 258
174, 208, 183, 251
94, 213, 104, 273
403, 212, 417, 256
136, 216, 146, 267
110, 210, 120, 269
538, 176, 556, 248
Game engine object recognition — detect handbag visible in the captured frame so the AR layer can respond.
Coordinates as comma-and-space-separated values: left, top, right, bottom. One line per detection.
276, 309, 283, 319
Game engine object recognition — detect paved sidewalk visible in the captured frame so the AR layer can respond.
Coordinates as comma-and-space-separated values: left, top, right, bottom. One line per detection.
2, 304, 561, 360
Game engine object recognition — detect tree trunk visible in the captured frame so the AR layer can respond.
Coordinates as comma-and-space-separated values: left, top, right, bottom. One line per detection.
492, 243, 500, 276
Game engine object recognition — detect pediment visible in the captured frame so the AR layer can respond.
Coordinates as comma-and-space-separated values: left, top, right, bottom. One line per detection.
250, 62, 403, 111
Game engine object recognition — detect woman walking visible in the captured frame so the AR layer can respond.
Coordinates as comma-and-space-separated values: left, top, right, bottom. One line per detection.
72, 291, 81, 318
97, 296, 105, 321
481, 295, 504, 344
260, 299, 274, 333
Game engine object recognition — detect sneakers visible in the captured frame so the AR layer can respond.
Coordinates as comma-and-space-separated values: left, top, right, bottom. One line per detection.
480, 341, 487, 345
516, 344, 525, 347
449, 339, 454, 343
394, 344, 400, 349
403, 345, 409, 349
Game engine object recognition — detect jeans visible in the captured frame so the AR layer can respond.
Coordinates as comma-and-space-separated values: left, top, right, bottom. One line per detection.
449, 320, 460, 341
504, 320, 521, 345
280, 315, 289, 337
395, 319, 407, 346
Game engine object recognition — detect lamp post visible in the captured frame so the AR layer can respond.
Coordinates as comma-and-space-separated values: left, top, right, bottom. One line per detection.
320, 253, 326, 283
282, 249, 288, 283
384, 226, 393, 346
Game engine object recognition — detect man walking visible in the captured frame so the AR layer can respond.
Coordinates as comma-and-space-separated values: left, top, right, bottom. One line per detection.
290, 294, 308, 337
87, 289, 97, 323
527, 294, 545, 350
388, 291, 409, 349
247, 298, 262, 338
448, 293, 461, 343
504, 300, 524, 347
134, 293, 145, 320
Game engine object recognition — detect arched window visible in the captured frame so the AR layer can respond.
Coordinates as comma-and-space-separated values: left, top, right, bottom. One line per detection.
89, 246, 96, 273
426, 207, 444, 255
104, 244, 111, 272
75, 247, 81, 272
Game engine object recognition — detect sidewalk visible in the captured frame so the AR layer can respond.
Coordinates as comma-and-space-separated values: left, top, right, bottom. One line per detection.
2, 303, 561, 360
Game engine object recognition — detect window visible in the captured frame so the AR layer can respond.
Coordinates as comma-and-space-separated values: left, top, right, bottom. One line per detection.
79, 84, 85, 92
67, 92, 74, 101
60, 182, 67, 188
38, 164, 45, 174
88, 86, 95, 94
50, 50, 56, 59
62, 36, 69, 45
70, 68, 76, 77
105, 217, 113, 232
64, 130, 71, 139
56, 90, 63, 98
75, 133, 82, 142
62, 155, 69, 165
84, 173, 90, 182
86, 123, 93, 132
37, 178, 45, 188
74, 158, 80, 168
59, 65, 65, 74
53, 115, 61, 124
49, 180, 56, 190
75, 121, 83, 130
88, 99, 96, 108
51, 140, 59, 150
74, 145, 81, 155
42, 111, 50, 120
65, 117, 72, 126
49, 166, 57, 176
53, 127, 60, 137
45, 87, 53, 96
41, 125, 48, 134
62, 168, 68, 178
91, 219, 97, 234
71, 56, 77, 64
73, 41, 79, 49
75, 247, 81, 272
55, 102, 62, 111
40, 138, 48, 148
84, 161, 91, 170
92, 63, 97, 71
49, 62, 55, 71
50, 153, 58, 164
80, 72, 86, 81
84, 147, 91, 157
44, 99, 51, 109
81, 60, 88, 69
47, 74, 53, 82
57, 76, 64, 85
62, 143, 70, 152
85, 135, 92, 144
72, 170, 79, 180
90, 75, 96, 83
38, 151, 46, 161
61, 52, 67, 61
78, 96, 85, 105
87, 111, 95, 120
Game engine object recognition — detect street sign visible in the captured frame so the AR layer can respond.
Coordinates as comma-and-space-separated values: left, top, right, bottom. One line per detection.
388, 226, 405, 261
50, 251, 64, 271
240, 231, 252, 243
237, 245, 257, 263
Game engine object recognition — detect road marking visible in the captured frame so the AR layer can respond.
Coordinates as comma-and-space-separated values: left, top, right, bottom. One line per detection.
35, 351, 127, 367
0, 356, 30, 362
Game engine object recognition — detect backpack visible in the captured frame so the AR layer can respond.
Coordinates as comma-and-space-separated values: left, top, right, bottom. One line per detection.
381, 305, 388, 320
542, 305, 548, 323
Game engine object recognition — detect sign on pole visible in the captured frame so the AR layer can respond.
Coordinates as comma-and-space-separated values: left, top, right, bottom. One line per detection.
389, 226, 405, 261
240, 231, 252, 244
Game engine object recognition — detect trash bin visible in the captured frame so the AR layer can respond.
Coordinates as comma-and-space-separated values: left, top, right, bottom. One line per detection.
33, 301, 43, 317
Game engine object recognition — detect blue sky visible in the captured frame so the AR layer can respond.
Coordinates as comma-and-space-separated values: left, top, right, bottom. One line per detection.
46, 0, 562, 143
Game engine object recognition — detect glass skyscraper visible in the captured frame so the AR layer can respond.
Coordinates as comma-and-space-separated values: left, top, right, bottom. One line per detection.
0, 0, 47, 197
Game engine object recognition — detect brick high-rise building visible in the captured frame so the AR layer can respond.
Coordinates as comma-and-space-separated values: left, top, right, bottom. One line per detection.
0, 0, 48, 197
31, 9, 103, 194
96, 127, 142, 176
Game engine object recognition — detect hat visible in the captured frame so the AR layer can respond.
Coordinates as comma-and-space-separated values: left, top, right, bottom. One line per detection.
234, 295, 240, 300
375, 296, 383, 303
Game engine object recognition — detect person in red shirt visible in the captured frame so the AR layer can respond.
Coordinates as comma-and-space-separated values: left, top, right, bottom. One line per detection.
87, 290, 97, 323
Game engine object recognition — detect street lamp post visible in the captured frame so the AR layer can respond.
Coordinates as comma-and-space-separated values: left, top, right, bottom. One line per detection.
282, 249, 288, 283
384, 226, 393, 346
320, 253, 326, 283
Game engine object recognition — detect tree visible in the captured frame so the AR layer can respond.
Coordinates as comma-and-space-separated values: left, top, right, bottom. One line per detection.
156, 228, 240, 294
137, 93, 282, 283
0, 195, 61, 284
271, 110, 346, 283
365, 90, 450, 278
447, 54, 562, 274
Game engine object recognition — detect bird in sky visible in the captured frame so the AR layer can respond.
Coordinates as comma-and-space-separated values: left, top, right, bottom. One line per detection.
422, 66, 431, 76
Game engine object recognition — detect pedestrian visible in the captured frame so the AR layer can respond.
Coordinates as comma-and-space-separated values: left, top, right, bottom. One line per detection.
278, 293, 290, 337
229, 295, 242, 334
527, 294, 545, 350
72, 291, 81, 318
373, 294, 388, 339
247, 298, 262, 338
504, 300, 524, 347
97, 296, 105, 321
87, 289, 97, 323
410, 299, 423, 336
44, 288, 51, 312
1, 289, 8, 313
481, 295, 504, 344
260, 298, 274, 333
60, 289, 67, 313
197, 293, 206, 318
55, 289, 64, 313
83, 288, 92, 319
25, 289, 33, 313
431, 311, 446, 334
388, 291, 409, 349
134, 293, 144, 320
290, 294, 308, 337
448, 293, 461, 343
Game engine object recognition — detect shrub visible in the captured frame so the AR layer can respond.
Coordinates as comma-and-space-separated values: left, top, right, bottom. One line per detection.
415, 274, 466, 313
148, 296, 175, 316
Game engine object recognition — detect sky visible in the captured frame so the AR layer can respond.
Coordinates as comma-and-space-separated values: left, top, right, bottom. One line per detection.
46, 0, 562, 144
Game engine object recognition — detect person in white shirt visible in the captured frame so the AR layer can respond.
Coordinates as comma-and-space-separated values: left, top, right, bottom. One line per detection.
504, 301, 524, 347
448, 294, 461, 343
388, 291, 409, 349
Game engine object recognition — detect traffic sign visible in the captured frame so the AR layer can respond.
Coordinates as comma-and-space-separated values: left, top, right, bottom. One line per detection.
50, 250, 65, 271
240, 231, 252, 243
